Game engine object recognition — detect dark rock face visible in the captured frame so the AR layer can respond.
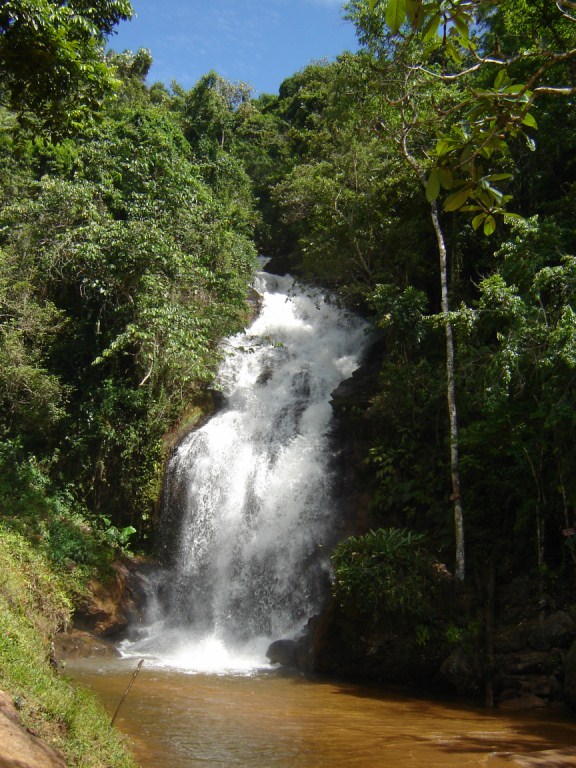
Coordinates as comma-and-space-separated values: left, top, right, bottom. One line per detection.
307, 579, 457, 692
438, 648, 482, 696
301, 587, 576, 707
266, 639, 298, 668
263, 254, 294, 277
328, 334, 385, 541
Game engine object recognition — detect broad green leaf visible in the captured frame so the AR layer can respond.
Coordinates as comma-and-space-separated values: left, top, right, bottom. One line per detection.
453, 15, 469, 42
485, 174, 513, 182
446, 41, 463, 65
422, 12, 441, 41
494, 69, 509, 89
480, 182, 504, 204
459, 144, 474, 164
478, 190, 494, 208
405, 0, 421, 25
426, 169, 441, 202
503, 84, 528, 95
444, 187, 470, 212
483, 215, 497, 235
472, 213, 486, 231
521, 112, 538, 129
438, 167, 454, 190
386, 0, 407, 34
436, 138, 455, 157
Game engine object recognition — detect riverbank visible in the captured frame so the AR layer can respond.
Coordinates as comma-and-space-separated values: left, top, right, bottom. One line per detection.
0, 527, 136, 768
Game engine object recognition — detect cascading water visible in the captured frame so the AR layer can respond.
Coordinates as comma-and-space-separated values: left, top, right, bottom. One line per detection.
120, 268, 368, 673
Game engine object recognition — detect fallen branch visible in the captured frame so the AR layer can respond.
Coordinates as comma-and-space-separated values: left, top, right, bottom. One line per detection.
111, 659, 144, 727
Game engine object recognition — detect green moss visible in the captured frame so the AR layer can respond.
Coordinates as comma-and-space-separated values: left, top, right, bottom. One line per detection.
0, 526, 137, 768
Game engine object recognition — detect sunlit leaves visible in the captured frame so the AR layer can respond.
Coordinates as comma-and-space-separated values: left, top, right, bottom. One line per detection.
0, 0, 133, 132
346, 0, 572, 234
425, 168, 441, 202
385, 0, 407, 34
0, 79, 258, 528
443, 186, 470, 211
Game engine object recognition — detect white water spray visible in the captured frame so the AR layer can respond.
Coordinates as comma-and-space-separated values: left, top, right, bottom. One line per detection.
121, 270, 367, 673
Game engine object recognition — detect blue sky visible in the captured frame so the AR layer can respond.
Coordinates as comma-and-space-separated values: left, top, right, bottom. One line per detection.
107, 0, 358, 96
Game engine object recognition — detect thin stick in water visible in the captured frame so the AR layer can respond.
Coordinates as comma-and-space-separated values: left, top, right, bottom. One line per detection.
111, 658, 144, 727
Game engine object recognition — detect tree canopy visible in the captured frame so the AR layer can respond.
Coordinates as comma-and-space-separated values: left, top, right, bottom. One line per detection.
0, 0, 133, 130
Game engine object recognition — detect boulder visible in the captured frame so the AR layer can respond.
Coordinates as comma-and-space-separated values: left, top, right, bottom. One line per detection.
539, 612, 576, 649
266, 639, 298, 668
53, 629, 120, 663
0, 690, 67, 768
495, 611, 576, 655
498, 692, 548, 710
438, 647, 482, 696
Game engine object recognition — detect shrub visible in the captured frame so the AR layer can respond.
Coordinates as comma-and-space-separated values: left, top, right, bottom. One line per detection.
332, 527, 438, 623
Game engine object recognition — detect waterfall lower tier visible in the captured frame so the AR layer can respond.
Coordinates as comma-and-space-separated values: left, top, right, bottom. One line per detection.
120, 270, 368, 673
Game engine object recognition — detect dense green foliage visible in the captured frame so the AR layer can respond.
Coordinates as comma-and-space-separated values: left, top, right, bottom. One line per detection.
0, 50, 258, 545
1, 0, 576, 732
0, 0, 133, 132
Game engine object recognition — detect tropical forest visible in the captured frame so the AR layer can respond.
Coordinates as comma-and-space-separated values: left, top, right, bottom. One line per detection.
1, 1, 576, 766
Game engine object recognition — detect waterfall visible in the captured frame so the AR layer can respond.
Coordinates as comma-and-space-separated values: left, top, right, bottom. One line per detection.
120, 269, 368, 673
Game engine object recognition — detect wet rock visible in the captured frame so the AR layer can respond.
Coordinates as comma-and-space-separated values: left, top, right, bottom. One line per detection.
294, 620, 318, 675
438, 648, 482, 696
263, 253, 293, 276
310, 600, 448, 687
73, 558, 156, 637
329, 334, 385, 540
494, 650, 565, 704
496, 675, 556, 701
496, 618, 541, 654
497, 650, 559, 675
0, 690, 67, 768
266, 639, 298, 668
495, 611, 576, 655
498, 692, 548, 710
246, 285, 263, 318
496, 577, 551, 622
539, 612, 576, 649
53, 629, 120, 663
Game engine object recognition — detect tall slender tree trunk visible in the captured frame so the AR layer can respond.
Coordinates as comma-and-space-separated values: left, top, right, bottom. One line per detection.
401, 136, 466, 581
430, 200, 465, 581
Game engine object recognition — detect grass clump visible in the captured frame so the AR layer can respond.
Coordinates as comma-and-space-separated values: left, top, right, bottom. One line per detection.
0, 526, 137, 768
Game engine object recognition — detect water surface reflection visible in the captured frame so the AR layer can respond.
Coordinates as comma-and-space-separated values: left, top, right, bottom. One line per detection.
66, 658, 576, 768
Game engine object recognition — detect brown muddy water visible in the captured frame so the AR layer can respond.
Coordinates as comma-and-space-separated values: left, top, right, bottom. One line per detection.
66, 657, 576, 768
